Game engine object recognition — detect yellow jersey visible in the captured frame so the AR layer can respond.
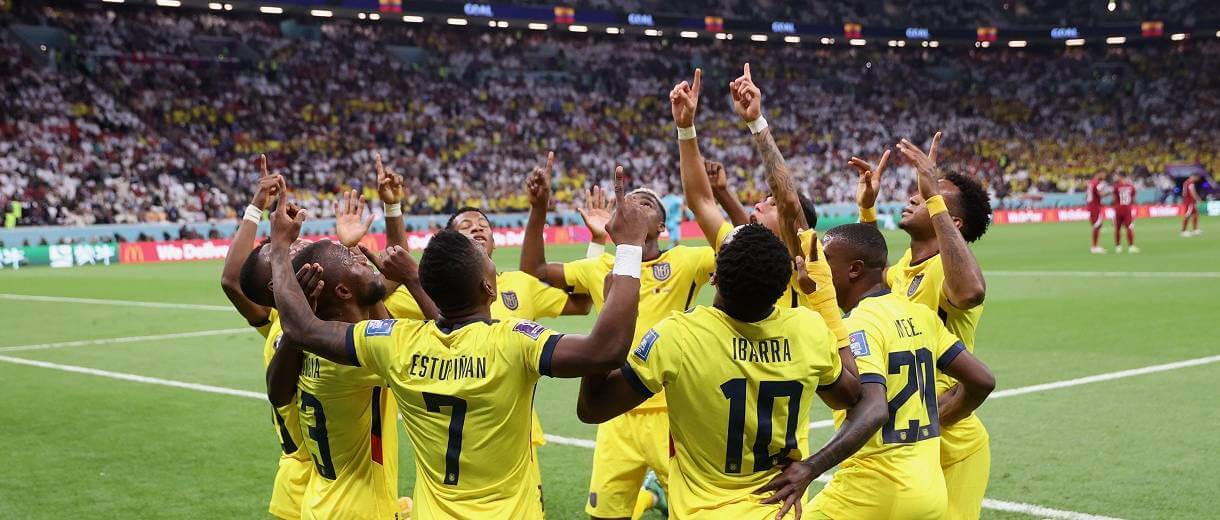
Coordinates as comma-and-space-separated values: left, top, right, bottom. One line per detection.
260, 311, 313, 519
624, 306, 841, 518
349, 317, 562, 519
709, 224, 847, 349
296, 352, 400, 519
563, 243, 719, 412
384, 271, 570, 322
887, 249, 988, 464
814, 290, 965, 519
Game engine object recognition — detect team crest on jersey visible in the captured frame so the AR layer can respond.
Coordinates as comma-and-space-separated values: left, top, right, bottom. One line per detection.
651, 262, 671, 281
907, 273, 925, 298
500, 290, 519, 310
365, 319, 397, 336
849, 330, 870, 357
634, 329, 659, 361
513, 320, 548, 339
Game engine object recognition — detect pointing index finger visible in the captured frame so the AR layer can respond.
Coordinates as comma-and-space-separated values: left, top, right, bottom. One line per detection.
260, 154, 269, 179
876, 149, 892, 177
613, 165, 626, 204
545, 151, 554, 174
743, 62, 752, 82
692, 68, 702, 95
929, 131, 943, 162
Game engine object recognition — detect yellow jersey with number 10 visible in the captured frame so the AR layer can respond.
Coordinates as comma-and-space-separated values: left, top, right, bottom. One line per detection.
887, 249, 988, 465
562, 242, 719, 412
260, 311, 313, 520
349, 317, 564, 520
815, 290, 965, 519
624, 305, 842, 518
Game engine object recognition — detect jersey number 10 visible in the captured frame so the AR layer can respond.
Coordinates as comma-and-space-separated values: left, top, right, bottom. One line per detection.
720, 379, 803, 474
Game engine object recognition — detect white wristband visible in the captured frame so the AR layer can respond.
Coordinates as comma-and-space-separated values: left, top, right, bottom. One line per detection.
384, 202, 402, 218
677, 125, 696, 141
586, 241, 606, 259
611, 244, 643, 279
243, 205, 262, 224
746, 116, 768, 135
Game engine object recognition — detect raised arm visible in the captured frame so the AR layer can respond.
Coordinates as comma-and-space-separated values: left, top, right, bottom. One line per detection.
897, 132, 986, 308
730, 63, 803, 257
707, 160, 750, 227
220, 154, 279, 326
851, 150, 891, 229
670, 68, 728, 247
375, 153, 407, 251
268, 190, 358, 366
757, 380, 886, 517
937, 348, 996, 425
520, 151, 571, 288
561, 293, 594, 316
266, 262, 326, 407
547, 166, 648, 377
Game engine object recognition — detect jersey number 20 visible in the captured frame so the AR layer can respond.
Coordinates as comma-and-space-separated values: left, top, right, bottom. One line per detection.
720, 379, 803, 473
883, 348, 940, 444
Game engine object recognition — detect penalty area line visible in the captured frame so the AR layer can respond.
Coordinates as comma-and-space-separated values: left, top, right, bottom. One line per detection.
0, 328, 250, 353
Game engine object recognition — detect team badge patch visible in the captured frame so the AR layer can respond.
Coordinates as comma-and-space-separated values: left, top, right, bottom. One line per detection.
500, 290, 519, 310
907, 273, 925, 298
365, 319, 397, 337
634, 329, 659, 361
849, 330, 870, 357
651, 262, 671, 281
513, 320, 548, 339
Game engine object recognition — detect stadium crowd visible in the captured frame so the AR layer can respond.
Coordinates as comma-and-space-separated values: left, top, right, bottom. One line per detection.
2, 4, 1217, 226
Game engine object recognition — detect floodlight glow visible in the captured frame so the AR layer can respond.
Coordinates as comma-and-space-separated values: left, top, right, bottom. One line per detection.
1065, 38, 1085, 46
849, 38, 866, 46
259, 6, 283, 14
403, 15, 424, 23
751, 34, 768, 42
447, 18, 468, 25
528, 23, 548, 30
1106, 36, 1126, 44
310, 9, 332, 17
681, 31, 698, 38
1008, 40, 1027, 47
569, 25, 588, 32
784, 35, 800, 43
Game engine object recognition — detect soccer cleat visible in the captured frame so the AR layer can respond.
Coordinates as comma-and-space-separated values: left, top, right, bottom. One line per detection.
1193, 229, 1203, 236
1128, 245, 1141, 253
1182, 231, 1192, 237
643, 470, 668, 517
1090, 246, 1106, 254
398, 496, 413, 519
1115, 246, 1124, 254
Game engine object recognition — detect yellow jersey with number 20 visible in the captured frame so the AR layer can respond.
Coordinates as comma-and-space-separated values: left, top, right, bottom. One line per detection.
349, 317, 564, 520
814, 290, 965, 520
624, 305, 842, 519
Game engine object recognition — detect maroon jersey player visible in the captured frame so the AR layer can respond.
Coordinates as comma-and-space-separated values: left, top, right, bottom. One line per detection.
1181, 175, 1201, 237
1086, 173, 1108, 254
1112, 175, 1139, 253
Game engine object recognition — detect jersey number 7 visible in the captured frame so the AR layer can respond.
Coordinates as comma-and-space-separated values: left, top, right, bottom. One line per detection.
720, 379, 803, 473
423, 393, 468, 485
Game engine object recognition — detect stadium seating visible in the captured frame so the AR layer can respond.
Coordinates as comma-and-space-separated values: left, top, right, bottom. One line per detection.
1, 4, 1217, 226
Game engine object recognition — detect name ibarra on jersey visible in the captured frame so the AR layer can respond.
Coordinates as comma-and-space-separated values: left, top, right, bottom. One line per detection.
731, 337, 793, 363
408, 354, 488, 380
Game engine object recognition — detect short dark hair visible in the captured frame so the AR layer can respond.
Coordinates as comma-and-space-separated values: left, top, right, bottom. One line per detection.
943, 172, 992, 243
716, 224, 791, 313
446, 207, 490, 230
420, 230, 485, 312
798, 193, 818, 230
825, 223, 888, 268
239, 242, 274, 307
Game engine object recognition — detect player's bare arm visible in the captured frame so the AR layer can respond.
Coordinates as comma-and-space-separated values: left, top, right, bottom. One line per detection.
732, 63, 805, 256
548, 166, 648, 378
851, 149, 891, 229
560, 293, 594, 316
360, 245, 440, 320
937, 349, 996, 425
897, 132, 987, 308
220, 153, 280, 326
265, 262, 326, 407
707, 159, 751, 227
575, 367, 649, 424
671, 67, 728, 246
756, 380, 885, 519
519, 151, 572, 288
268, 190, 359, 366
374, 152, 408, 252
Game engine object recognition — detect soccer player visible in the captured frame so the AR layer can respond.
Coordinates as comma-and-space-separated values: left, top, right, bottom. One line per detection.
1113, 173, 1140, 253
267, 170, 656, 519
1182, 174, 1201, 237
856, 133, 995, 520
520, 159, 718, 520
266, 240, 415, 520
670, 65, 851, 352
575, 223, 865, 519
801, 223, 995, 519
1086, 172, 1108, 253
660, 190, 686, 247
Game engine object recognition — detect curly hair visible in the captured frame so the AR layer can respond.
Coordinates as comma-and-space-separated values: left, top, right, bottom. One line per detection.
420, 229, 486, 312
944, 172, 993, 243
446, 207, 490, 230
716, 224, 792, 314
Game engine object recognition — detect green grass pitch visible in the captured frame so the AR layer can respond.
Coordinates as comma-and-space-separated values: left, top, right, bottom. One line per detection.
0, 217, 1216, 519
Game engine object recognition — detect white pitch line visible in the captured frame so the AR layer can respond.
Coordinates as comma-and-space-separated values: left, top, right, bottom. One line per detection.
988, 270, 1220, 279
0, 293, 233, 311
810, 353, 1220, 428
0, 328, 250, 353
0, 353, 1142, 519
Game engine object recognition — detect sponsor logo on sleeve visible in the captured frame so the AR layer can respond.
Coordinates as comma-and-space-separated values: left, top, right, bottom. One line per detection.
513, 320, 547, 339
633, 329, 659, 361
365, 319, 397, 337
849, 330, 870, 357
